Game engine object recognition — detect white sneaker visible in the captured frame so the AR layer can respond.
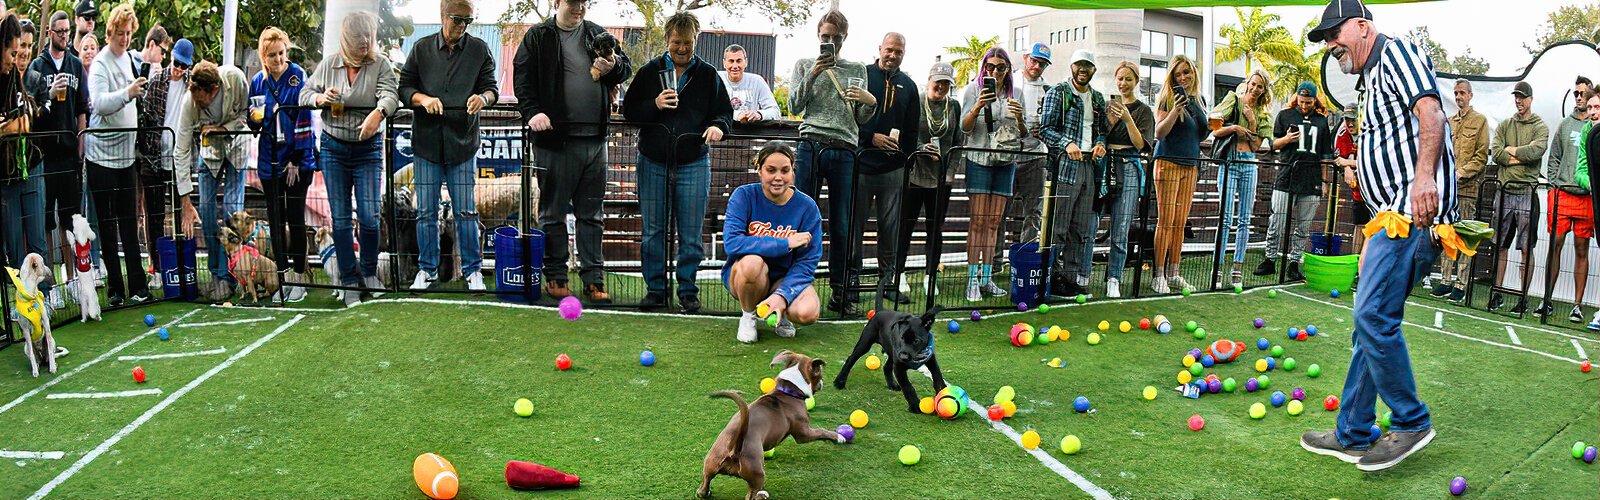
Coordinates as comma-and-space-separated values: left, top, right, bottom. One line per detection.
48, 288, 66, 310
1152, 276, 1170, 294
966, 281, 982, 302
409, 270, 435, 290
342, 289, 362, 308
1105, 278, 1121, 299
775, 318, 796, 338
1169, 276, 1192, 293
737, 312, 759, 343
982, 280, 1008, 297
1076, 275, 1090, 287
899, 273, 911, 294
466, 273, 486, 291
1589, 311, 1600, 331
285, 285, 307, 302
364, 275, 385, 297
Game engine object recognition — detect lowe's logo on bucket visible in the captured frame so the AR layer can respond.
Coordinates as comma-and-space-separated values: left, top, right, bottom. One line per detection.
163, 265, 196, 287
500, 265, 527, 286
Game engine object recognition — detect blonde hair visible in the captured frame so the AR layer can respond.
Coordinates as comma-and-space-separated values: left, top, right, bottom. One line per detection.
440, 0, 472, 14
257, 26, 290, 61
341, 11, 378, 67
1238, 68, 1272, 129
106, 3, 137, 35
1156, 54, 1199, 118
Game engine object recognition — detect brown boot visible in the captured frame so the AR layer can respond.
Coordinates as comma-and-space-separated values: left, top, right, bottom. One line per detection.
583, 282, 613, 304
544, 280, 571, 299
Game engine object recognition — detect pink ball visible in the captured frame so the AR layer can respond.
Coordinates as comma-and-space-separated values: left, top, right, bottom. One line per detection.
558, 296, 583, 321
1291, 388, 1306, 401
836, 424, 855, 442
1187, 414, 1205, 431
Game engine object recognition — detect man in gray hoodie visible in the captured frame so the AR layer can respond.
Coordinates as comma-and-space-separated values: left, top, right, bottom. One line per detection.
1486, 81, 1550, 315
1536, 76, 1592, 321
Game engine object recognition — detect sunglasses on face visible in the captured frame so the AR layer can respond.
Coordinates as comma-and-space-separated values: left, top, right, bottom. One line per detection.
448, 15, 474, 26
173, 62, 191, 70
983, 63, 1009, 72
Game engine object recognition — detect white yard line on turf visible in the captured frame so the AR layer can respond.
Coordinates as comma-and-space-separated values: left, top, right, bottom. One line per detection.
1283, 290, 1580, 364
46, 389, 163, 400
1404, 300, 1600, 344
117, 348, 228, 361
1505, 326, 1523, 346
175, 317, 275, 328
1574, 339, 1589, 360
0, 451, 65, 460
26, 315, 305, 500
0, 309, 200, 416
210, 304, 334, 313
1435, 312, 1443, 328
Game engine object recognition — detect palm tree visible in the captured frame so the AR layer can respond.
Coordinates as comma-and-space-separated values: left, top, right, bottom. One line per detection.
1268, 18, 1327, 108
1216, 7, 1304, 76
945, 35, 999, 85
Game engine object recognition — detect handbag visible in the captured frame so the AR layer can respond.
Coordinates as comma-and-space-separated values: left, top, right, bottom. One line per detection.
1209, 93, 1241, 160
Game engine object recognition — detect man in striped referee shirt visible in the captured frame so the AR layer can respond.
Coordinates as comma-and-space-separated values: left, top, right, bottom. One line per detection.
1299, 0, 1455, 473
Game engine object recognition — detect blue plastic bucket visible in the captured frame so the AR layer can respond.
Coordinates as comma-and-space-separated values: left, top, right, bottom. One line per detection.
1309, 233, 1348, 256
494, 226, 544, 302
157, 236, 198, 301
1009, 242, 1048, 305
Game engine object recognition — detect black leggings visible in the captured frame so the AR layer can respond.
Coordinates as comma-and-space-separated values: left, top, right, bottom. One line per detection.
88, 161, 147, 297
896, 185, 953, 276
263, 172, 311, 274
138, 166, 169, 272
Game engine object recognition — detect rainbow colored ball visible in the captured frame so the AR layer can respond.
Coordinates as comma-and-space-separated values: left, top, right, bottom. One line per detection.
558, 296, 583, 320
1073, 396, 1091, 413
1270, 391, 1286, 407
1253, 318, 1264, 328
837, 424, 855, 442
948, 320, 961, 333
1449, 477, 1467, 496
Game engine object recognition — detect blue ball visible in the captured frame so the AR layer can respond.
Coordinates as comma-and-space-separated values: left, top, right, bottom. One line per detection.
1257, 338, 1270, 350
1331, 289, 1341, 298
1369, 425, 1383, 443
1201, 355, 1215, 367
1270, 391, 1286, 407
1306, 325, 1319, 336
1266, 357, 1278, 370
639, 350, 655, 366
1073, 396, 1091, 413
158, 328, 170, 341
144, 314, 156, 327
948, 320, 961, 333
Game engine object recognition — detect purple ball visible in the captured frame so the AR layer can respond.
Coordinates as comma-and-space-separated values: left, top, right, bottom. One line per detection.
836, 424, 855, 442
1188, 348, 1204, 358
1585, 446, 1597, 464
1291, 388, 1306, 401
971, 310, 983, 321
1245, 378, 1260, 392
1018, 302, 1029, 312
1253, 318, 1265, 328
1206, 379, 1221, 393
558, 296, 583, 321
1449, 477, 1467, 496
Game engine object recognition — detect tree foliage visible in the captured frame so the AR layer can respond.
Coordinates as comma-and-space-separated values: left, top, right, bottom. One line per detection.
1215, 6, 1301, 77
1404, 26, 1487, 77
944, 35, 996, 86
1525, 4, 1600, 55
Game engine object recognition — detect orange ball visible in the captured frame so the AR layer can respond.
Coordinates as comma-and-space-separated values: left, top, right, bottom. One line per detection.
413, 453, 459, 500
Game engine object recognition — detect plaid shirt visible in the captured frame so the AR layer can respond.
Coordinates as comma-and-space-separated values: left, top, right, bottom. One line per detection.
135, 67, 184, 175
1039, 81, 1107, 184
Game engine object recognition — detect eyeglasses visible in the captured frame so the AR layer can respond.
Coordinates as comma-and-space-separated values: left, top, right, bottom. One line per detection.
49, 28, 71, 35
173, 62, 191, 70
983, 63, 1009, 72
447, 15, 474, 26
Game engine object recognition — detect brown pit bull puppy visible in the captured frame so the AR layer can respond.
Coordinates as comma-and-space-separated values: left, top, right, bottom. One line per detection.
698, 350, 849, 500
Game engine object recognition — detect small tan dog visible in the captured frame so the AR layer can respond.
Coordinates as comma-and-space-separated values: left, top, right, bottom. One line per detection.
699, 350, 849, 500
227, 209, 274, 260
7, 253, 57, 377
220, 226, 279, 303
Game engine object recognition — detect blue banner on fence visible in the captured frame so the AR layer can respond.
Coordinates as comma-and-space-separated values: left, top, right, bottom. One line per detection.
390, 126, 524, 178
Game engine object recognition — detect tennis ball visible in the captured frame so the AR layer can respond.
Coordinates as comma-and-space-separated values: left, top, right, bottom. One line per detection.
1098, 320, 1110, 331
919, 397, 935, 414
1021, 430, 1041, 450
899, 445, 921, 465
1143, 385, 1158, 400
1287, 399, 1304, 416
850, 410, 870, 429
1087, 332, 1101, 345
764, 448, 776, 458
760, 377, 777, 393
865, 355, 882, 370
995, 386, 1016, 405
1119, 321, 1132, 333
1250, 402, 1267, 419
1060, 435, 1082, 455
806, 397, 815, 410
513, 398, 533, 417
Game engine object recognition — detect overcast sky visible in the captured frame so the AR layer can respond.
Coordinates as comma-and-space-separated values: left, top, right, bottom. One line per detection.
410, 0, 1586, 83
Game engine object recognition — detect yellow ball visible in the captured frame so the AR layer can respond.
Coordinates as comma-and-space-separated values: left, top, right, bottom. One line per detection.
865, 355, 882, 370
918, 397, 935, 414
898, 445, 922, 465
1021, 430, 1041, 450
1182, 354, 1197, 367
1098, 320, 1110, 331
764, 448, 776, 458
1142, 386, 1158, 400
1255, 358, 1269, 372
805, 397, 815, 410
994, 386, 1016, 405
1287, 399, 1304, 416
1060, 329, 1071, 341
1001, 400, 1017, 417
1250, 402, 1267, 419
1060, 435, 1082, 455
1018, 330, 1035, 346
513, 398, 533, 417
1047, 326, 1062, 341
1177, 370, 1193, 384
1087, 332, 1102, 345
760, 377, 777, 393
1119, 321, 1132, 333
850, 409, 870, 428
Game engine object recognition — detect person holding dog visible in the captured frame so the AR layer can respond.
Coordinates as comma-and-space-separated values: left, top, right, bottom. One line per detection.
723, 143, 822, 343
621, 11, 731, 313
249, 27, 316, 303
174, 59, 251, 301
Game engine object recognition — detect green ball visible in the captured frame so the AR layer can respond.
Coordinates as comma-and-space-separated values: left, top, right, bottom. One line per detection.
767, 314, 780, 327
1076, 294, 1087, 304
1269, 289, 1279, 298
1189, 363, 1204, 376
1383, 411, 1395, 430
806, 397, 815, 410
898, 445, 922, 465
1256, 374, 1271, 390
1222, 377, 1238, 392
1282, 357, 1297, 371
1035, 331, 1051, 345
1185, 321, 1199, 332
1307, 364, 1322, 378
1575, 441, 1588, 459
1234, 284, 1243, 294
1193, 328, 1206, 340
764, 448, 777, 458
1181, 287, 1192, 297
1270, 345, 1284, 357
1039, 304, 1052, 314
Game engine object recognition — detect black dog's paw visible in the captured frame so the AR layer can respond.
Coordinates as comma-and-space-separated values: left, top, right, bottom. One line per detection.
907, 401, 922, 413
886, 382, 901, 391
833, 378, 847, 390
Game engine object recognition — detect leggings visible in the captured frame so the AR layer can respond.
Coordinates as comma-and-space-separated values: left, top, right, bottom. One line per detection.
264, 173, 311, 274
1153, 159, 1197, 271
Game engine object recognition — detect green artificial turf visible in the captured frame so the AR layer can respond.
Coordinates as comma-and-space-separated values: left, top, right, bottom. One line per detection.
1, 284, 1595, 499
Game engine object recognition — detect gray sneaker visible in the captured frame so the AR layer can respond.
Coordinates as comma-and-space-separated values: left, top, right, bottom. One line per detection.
1300, 430, 1367, 464
1357, 428, 1435, 472
342, 289, 363, 308
364, 275, 385, 298
775, 318, 796, 338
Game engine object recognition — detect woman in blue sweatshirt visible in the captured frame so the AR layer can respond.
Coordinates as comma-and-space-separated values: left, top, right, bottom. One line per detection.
249, 27, 317, 302
723, 143, 823, 343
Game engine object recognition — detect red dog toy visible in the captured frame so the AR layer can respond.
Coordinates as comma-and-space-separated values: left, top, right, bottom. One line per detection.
505, 460, 581, 490
1204, 339, 1246, 363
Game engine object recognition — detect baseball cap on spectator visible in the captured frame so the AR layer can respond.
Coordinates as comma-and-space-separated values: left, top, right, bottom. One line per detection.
1307, 0, 1372, 43
929, 61, 955, 84
75, 0, 98, 20
1512, 81, 1533, 98
1028, 43, 1052, 65
171, 38, 195, 67
1069, 49, 1095, 68
1296, 82, 1319, 97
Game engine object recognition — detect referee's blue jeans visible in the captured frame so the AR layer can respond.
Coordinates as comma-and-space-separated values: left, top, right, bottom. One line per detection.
1336, 226, 1438, 449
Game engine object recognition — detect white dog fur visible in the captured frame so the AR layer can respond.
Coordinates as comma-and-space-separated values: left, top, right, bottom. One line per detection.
68, 214, 101, 321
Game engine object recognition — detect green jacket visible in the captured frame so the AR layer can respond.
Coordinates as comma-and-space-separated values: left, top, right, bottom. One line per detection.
1578, 122, 1595, 190
1491, 112, 1549, 194
1549, 112, 1590, 194
1211, 90, 1273, 153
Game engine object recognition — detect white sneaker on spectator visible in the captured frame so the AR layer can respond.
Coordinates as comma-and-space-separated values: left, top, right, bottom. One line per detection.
775, 317, 796, 338
342, 289, 362, 308
982, 280, 1007, 297
966, 281, 983, 302
1076, 275, 1090, 287
364, 275, 385, 297
737, 311, 759, 343
48, 288, 66, 310
285, 285, 307, 303
1152, 277, 1170, 294
1169, 276, 1192, 294
1589, 311, 1600, 331
466, 273, 486, 291
409, 271, 435, 291
1105, 278, 1121, 299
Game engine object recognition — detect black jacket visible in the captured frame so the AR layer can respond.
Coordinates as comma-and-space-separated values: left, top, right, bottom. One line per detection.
621, 54, 732, 164
856, 62, 920, 175
512, 18, 633, 150
1271, 108, 1333, 195
28, 51, 88, 159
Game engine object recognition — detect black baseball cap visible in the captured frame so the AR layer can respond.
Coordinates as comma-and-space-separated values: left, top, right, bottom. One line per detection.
75, 0, 98, 19
1307, 0, 1373, 43
1512, 81, 1533, 98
